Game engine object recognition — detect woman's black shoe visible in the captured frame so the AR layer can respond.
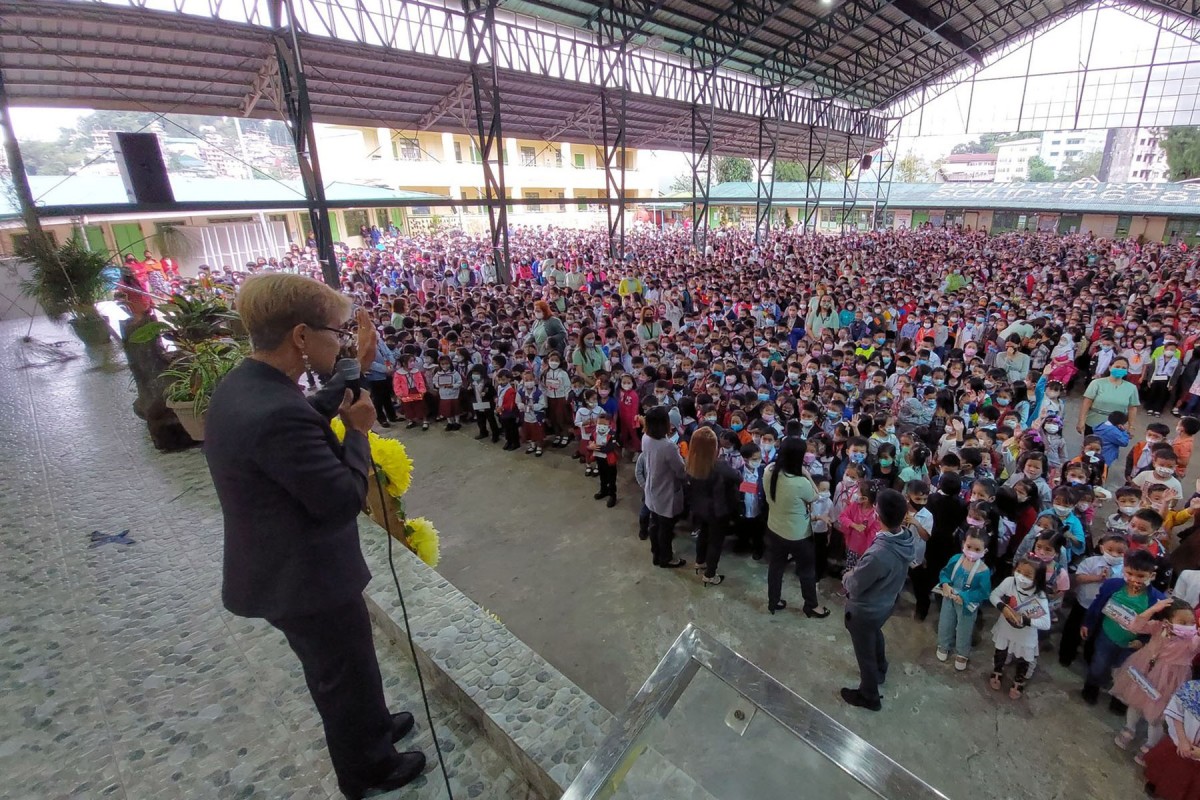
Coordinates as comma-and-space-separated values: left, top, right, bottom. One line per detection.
768, 600, 787, 615
659, 558, 687, 569
804, 606, 831, 619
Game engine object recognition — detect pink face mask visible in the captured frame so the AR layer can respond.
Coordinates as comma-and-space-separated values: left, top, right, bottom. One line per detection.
961, 549, 983, 562
1172, 624, 1198, 639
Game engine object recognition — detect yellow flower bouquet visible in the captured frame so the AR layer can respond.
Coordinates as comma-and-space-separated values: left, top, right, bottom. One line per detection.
329, 418, 440, 567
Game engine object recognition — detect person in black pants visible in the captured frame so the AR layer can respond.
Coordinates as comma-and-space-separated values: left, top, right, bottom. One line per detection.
367, 376, 399, 427
915, 473, 966, 620
204, 280, 424, 798
466, 366, 500, 442
683, 427, 740, 585
841, 489, 918, 711
593, 413, 621, 508
762, 437, 830, 617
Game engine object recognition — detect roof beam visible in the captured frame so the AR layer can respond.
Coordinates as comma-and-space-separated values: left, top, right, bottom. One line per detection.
241, 50, 280, 117
886, 0, 983, 65
416, 76, 473, 130
684, 0, 792, 71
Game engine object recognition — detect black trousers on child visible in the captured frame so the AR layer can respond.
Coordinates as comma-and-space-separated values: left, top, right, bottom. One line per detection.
1144, 379, 1171, 414
500, 415, 520, 448
736, 515, 766, 557
476, 409, 500, 441
596, 459, 617, 498
1058, 596, 1090, 666
368, 378, 399, 423
993, 647, 1030, 684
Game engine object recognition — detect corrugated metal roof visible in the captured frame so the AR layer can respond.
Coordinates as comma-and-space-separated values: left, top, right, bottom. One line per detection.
0, 0, 884, 164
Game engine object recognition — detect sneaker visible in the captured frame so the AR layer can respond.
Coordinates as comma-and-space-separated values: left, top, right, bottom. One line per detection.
936, 649, 949, 662
954, 656, 968, 672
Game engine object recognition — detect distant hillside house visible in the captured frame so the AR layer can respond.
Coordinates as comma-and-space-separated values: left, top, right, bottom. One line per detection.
936, 153, 997, 183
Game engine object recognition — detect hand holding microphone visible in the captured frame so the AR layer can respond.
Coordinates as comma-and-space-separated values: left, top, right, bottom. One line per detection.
334, 357, 376, 434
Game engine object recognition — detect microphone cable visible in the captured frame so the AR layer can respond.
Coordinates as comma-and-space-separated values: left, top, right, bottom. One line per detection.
370, 465, 456, 800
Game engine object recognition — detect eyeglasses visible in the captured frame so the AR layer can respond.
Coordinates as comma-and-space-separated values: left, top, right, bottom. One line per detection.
313, 325, 353, 343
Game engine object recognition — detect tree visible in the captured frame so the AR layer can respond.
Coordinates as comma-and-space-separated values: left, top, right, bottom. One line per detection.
773, 160, 807, 182
714, 156, 752, 183
896, 150, 928, 182
1026, 155, 1055, 182
1162, 127, 1200, 181
951, 140, 989, 155
1055, 150, 1103, 182
18, 137, 88, 175
669, 173, 693, 193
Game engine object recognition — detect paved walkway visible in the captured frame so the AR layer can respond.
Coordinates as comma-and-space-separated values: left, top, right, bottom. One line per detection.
0, 319, 524, 800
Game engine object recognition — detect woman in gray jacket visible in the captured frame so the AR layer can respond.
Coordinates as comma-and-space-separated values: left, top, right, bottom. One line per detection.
636, 406, 687, 568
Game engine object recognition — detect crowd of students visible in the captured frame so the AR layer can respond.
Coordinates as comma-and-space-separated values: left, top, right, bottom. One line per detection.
182, 222, 1200, 796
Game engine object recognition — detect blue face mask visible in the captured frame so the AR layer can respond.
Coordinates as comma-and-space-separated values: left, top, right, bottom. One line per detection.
731, 423, 744, 432
849, 452, 866, 464
1110, 368, 1128, 379
758, 392, 771, 401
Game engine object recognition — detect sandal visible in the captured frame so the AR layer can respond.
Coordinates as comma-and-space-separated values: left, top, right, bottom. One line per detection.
1114, 728, 1136, 751
1135, 745, 1151, 766
1009, 680, 1025, 700
989, 672, 1003, 692
703, 575, 725, 587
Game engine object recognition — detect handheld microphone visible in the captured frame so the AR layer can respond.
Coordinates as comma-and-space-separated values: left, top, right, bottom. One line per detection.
336, 357, 362, 402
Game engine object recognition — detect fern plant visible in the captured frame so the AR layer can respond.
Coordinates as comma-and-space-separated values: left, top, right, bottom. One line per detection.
17, 234, 113, 322
127, 292, 240, 352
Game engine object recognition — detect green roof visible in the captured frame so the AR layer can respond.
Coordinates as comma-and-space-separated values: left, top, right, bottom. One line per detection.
1, 175, 447, 219
701, 181, 1200, 216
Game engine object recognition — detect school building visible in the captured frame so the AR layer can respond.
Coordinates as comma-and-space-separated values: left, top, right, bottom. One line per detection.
650, 180, 1200, 244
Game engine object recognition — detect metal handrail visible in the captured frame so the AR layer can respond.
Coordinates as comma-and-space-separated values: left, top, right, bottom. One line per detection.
561, 624, 950, 800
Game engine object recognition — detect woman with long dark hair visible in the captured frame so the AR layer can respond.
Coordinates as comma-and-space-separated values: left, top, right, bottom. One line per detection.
763, 436, 830, 617
685, 427, 740, 586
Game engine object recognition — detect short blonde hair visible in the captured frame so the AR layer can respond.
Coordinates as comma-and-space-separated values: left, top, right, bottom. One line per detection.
237, 273, 351, 351
686, 427, 718, 480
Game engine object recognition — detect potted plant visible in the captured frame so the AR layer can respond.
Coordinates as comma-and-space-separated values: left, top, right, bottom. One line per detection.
127, 292, 240, 352
17, 234, 115, 345
161, 339, 248, 441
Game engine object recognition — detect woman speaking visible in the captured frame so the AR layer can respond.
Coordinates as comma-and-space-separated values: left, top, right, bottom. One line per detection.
205, 274, 425, 799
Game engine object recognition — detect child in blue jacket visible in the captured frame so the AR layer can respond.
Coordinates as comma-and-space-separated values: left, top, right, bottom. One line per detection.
1093, 410, 1131, 471
1082, 548, 1167, 707
936, 528, 993, 671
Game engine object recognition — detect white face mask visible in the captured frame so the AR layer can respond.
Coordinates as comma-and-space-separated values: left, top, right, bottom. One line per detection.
596, 425, 609, 434
1102, 552, 1124, 566
1118, 504, 1138, 516
1014, 574, 1034, 590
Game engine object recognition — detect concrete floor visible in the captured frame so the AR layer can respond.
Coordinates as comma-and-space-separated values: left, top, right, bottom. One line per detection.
392, 405, 1187, 800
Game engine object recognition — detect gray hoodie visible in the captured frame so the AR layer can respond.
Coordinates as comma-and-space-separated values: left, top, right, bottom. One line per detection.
843, 527, 917, 621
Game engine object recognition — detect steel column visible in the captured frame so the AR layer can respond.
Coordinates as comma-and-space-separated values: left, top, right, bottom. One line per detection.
272, 6, 338, 288
0, 69, 46, 247
755, 85, 781, 246
596, 3, 629, 261
462, 0, 511, 284
690, 89, 715, 251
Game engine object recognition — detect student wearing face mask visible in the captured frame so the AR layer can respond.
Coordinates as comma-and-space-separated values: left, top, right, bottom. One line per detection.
1127, 423, 1172, 483
1081, 548, 1168, 708
936, 528, 992, 672
1060, 533, 1129, 668
1110, 598, 1200, 764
